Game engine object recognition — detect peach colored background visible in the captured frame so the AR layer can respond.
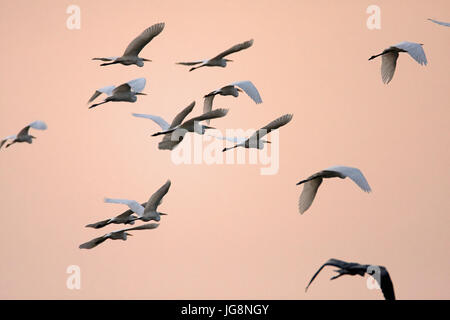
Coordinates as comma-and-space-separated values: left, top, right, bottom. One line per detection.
0, 0, 449, 299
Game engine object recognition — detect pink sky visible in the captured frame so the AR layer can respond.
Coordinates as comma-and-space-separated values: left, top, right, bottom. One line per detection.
0, 0, 449, 299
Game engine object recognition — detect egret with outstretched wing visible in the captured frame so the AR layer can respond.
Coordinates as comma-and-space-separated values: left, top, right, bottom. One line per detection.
93, 23, 165, 67
104, 180, 171, 222
296, 166, 371, 214
203, 81, 262, 124
369, 41, 427, 84
88, 78, 146, 109
222, 114, 293, 152
1, 120, 47, 150
305, 258, 395, 300
153, 109, 230, 150
177, 39, 253, 71
85, 201, 148, 229
79, 223, 159, 249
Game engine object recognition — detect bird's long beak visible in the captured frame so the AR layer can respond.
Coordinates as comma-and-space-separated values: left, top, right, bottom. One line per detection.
225, 59, 233, 62
135, 92, 147, 95
126, 233, 133, 236
203, 125, 215, 130
237, 88, 243, 92
142, 58, 152, 62
159, 212, 168, 216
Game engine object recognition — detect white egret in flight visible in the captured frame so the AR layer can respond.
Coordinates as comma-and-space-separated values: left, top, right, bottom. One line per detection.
176, 39, 253, 72
296, 166, 371, 214
88, 78, 146, 109
368, 41, 427, 84
203, 81, 262, 124
0, 120, 47, 150
93, 23, 165, 67
151, 109, 229, 150
104, 180, 171, 222
132, 101, 195, 147
85, 201, 159, 229
222, 114, 293, 152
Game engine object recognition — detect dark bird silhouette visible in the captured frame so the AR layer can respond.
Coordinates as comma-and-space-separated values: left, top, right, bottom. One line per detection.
79, 223, 159, 249
85, 201, 167, 229
305, 258, 395, 300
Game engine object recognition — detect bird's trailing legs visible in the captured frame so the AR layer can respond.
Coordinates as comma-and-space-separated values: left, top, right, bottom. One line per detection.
89, 101, 109, 109
100, 61, 121, 66
152, 128, 176, 137
296, 178, 312, 185
330, 270, 347, 280
222, 145, 238, 152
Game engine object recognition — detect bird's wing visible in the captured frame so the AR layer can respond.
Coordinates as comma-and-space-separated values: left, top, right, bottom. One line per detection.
85, 219, 111, 229
207, 133, 246, 144
112, 83, 132, 94
203, 95, 215, 114
79, 235, 108, 249
122, 23, 165, 57
132, 113, 170, 131
326, 166, 372, 192
126, 78, 146, 93
88, 85, 116, 103
144, 180, 171, 212
381, 51, 399, 84
92, 56, 119, 62
28, 120, 47, 131
0, 135, 17, 149
0, 139, 7, 149
428, 18, 450, 27
305, 259, 350, 291
232, 81, 262, 103
184, 108, 229, 125
16, 125, 31, 137
170, 101, 195, 128
158, 138, 181, 150
247, 114, 293, 142
378, 266, 396, 300
104, 198, 145, 217
393, 42, 427, 65
212, 39, 254, 60
119, 223, 160, 233
176, 60, 204, 66
115, 202, 147, 219
298, 177, 323, 214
